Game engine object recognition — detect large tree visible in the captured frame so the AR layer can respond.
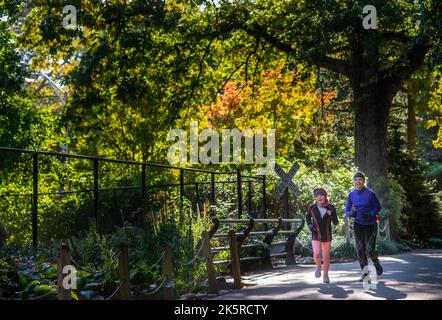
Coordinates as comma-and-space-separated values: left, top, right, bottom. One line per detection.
18, 0, 230, 162
195, 0, 442, 182
16, 0, 442, 181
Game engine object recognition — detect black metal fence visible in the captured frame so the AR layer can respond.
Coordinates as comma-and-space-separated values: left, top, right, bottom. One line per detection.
0, 147, 267, 246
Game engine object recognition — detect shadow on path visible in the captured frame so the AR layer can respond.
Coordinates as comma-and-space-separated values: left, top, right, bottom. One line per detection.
363, 281, 407, 300
318, 284, 354, 299
213, 250, 442, 300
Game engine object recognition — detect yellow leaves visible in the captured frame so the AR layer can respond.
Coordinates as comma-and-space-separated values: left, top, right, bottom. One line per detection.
196, 57, 342, 158
425, 119, 437, 128
236, 115, 272, 131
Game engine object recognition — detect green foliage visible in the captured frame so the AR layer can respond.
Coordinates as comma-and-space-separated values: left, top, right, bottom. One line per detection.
330, 236, 358, 260
428, 237, 442, 248
388, 125, 442, 239
0, 23, 45, 152
377, 239, 409, 256
427, 162, 442, 179
0, 194, 214, 299
0, 251, 58, 300
1, 0, 442, 299
371, 177, 409, 237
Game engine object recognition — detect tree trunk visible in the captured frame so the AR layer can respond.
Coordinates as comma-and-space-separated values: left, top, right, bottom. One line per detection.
407, 80, 417, 154
343, 31, 426, 186
351, 34, 390, 184
354, 93, 390, 183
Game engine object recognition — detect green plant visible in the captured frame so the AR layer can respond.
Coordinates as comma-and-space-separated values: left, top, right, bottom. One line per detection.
330, 236, 358, 260
428, 237, 442, 248
388, 125, 442, 239
371, 177, 409, 238
377, 239, 408, 255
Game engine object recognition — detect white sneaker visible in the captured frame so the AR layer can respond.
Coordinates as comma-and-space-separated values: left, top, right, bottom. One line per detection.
315, 267, 321, 278
323, 275, 330, 284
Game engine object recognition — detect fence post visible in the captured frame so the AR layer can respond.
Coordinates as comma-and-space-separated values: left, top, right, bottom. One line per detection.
195, 182, 200, 211
32, 152, 38, 247
118, 243, 130, 300
285, 232, 296, 265
201, 231, 217, 294
211, 172, 216, 216
228, 229, 242, 289
57, 243, 72, 300
93, 158, 99, 232
247, 180, 252, 216
262, 175, 267, 219
162, 245, 175, 299
236, 168, 242, 219
179, 169, 184, 212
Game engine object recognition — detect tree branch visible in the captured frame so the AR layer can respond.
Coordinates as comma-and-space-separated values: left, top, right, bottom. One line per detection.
310, 55, 350, 76
245, 23, 295, 55
382, 36, 432, 97
245, 23, 350, 75
381, 31, 412, 44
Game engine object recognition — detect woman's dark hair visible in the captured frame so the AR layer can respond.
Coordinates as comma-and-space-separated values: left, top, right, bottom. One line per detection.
313, 188, 327, 198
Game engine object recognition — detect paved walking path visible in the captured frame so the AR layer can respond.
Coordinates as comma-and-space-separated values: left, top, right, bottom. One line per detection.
212, 249, 442, 300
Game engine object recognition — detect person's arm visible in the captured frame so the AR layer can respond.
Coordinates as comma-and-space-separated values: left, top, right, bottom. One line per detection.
306, 207, 315, 231
345, 193, 354, 217
370, 191, 382, 216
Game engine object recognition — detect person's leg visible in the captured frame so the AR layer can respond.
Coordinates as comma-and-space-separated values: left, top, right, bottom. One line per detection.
312, 240, 322, 277
366, 223, 383, 275
354, 223, 368, 271
321, 241, 331, 276
321, 241, 331, 283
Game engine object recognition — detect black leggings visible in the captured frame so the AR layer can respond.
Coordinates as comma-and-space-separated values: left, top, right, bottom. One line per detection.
354, 223, 379, 270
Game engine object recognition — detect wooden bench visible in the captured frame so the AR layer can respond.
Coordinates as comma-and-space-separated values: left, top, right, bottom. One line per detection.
208, 217, 305, 271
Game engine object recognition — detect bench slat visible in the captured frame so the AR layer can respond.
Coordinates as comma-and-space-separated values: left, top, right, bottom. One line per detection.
212, 230, 296, 238
270, 252, 288, 258
271, 241, 288, 246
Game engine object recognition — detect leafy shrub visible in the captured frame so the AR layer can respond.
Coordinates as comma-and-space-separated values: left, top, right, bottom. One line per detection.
371, 177, 409, 238
428, 237, 442, 248
388, 125, 442, 239
377, 239, 408, 255
330, 236, 357, 260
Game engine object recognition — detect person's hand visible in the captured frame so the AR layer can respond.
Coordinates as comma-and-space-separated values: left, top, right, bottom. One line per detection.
308, 223, 316, 232
364, 210, 377, 218
345, 211, 357, 218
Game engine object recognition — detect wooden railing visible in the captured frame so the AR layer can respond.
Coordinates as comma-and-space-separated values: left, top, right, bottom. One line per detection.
39, 217, 305, 299
208, 217, 305, 288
